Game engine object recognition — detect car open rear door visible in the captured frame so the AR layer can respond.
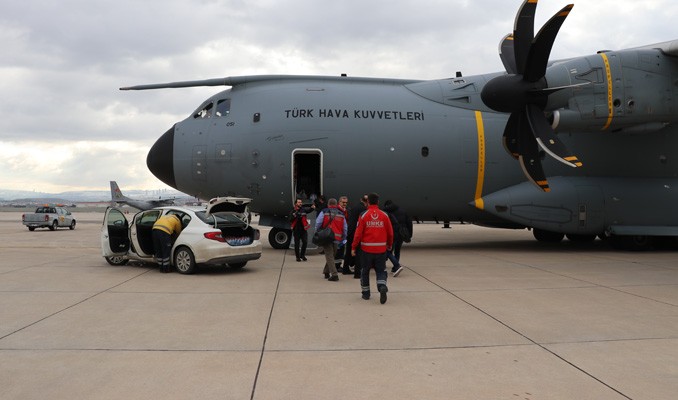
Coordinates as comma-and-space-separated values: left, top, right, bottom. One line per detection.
101, 207, 130, 257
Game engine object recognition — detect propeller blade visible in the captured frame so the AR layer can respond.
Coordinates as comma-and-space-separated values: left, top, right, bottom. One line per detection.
525, 104, 582, 168
513, 0, 538, 74
483, 1, 579, 191
517, 129, 550, 192
519, 155, 550, 192
502, 112, 523, 159
499, 34, 518, 74
524, 4, 574, 82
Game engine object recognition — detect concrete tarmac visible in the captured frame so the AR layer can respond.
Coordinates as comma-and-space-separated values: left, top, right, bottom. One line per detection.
1, 211, 677, 399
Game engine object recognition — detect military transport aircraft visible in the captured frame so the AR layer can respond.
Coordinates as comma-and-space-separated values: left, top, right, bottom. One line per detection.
121, 0, 678, 250
109, 181, 175, 211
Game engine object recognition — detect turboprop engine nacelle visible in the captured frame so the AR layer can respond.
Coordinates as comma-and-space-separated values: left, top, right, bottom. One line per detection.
544, 47, 678, 134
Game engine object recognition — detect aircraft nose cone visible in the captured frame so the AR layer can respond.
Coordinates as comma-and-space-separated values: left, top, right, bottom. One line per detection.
146, 125, 176, 189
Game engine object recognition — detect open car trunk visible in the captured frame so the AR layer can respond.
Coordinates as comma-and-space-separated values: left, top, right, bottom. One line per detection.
206, 197, 257, 246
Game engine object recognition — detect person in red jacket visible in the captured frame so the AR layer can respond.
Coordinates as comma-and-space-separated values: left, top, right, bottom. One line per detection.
351, 192, 393, 304
315, 198, 348, 281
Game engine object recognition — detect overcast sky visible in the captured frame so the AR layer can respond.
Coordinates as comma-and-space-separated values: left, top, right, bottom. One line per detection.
1, 0, 675, 193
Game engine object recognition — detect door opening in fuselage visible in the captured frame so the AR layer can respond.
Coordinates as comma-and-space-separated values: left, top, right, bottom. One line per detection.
292, 150, 322, 206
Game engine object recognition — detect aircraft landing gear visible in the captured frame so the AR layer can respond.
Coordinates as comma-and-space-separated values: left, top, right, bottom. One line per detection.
610, 235, 652, 251
565, 233, 596, 243
269, 228, 292, 249
533, 229, 564, 243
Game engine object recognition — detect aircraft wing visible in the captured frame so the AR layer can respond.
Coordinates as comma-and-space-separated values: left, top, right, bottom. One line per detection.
120, 75, 422, 91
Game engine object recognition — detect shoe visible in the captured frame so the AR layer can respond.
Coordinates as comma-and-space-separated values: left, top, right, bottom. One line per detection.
341, 267, 352, 275
393, 266, 404, 277
301, 256, 308, 261
328, 275, 339, 281
353, 274, 360, 279
296, 258, 301, 262
379, 285, 388, 304
362, 293, 370, 300
324, 273, 330, 279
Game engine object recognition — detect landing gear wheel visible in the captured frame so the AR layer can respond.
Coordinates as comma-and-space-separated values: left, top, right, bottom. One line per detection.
174, 246, 196, 274
533, 229, 564, 243
269, 228, 292, 249
565, 233, 596, 243
611, 235, 652, 251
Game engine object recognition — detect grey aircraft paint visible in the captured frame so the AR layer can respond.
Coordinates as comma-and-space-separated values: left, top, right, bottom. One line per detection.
122, 1, 678, 250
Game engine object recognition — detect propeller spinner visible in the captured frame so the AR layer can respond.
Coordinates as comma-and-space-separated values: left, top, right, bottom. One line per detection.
480, 0, 582, 192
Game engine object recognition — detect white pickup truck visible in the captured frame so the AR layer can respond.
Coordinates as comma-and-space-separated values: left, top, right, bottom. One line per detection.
22, 206, 76, 231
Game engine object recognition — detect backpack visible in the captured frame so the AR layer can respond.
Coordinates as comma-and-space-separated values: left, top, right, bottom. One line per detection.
399, 225, 411, 243
312, 209, 336, 245
389, 211, 411, 243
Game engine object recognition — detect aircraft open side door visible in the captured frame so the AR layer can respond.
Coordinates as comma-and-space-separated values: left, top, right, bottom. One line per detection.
292, 149, 323, 205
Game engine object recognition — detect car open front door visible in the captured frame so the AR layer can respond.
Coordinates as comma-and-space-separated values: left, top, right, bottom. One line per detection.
101, 207, 130, 257
130, 209, 163, 258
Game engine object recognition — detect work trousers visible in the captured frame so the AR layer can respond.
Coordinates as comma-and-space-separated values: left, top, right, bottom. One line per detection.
360, 251, 388, 295
152, 229, 172, 272
293, 228, 308, 259
322, 242, 339, 277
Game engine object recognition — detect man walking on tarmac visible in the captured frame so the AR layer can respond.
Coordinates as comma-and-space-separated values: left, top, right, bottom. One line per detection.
351, 192, 393, 304
315, 198, 348, 281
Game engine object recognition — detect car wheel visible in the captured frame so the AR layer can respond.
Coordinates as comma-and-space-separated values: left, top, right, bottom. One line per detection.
174, 246, 196, 274
28, 227, 35, 231
229, 262, 247, 269
49, 220, 58, 231
69, 220, 76, 230
269, 228, 292, 249
105, 256, 129, 266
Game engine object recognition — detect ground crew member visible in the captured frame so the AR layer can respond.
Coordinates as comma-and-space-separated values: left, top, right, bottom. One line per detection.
152, 214, 183, 273
351, 192, 393, 304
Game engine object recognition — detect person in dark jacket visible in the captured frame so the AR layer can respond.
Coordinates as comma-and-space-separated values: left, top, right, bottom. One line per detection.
289, 198, 315, 261
384, 200, 413, 277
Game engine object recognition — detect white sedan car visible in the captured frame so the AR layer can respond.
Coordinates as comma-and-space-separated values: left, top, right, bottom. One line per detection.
101, 197, 262, 274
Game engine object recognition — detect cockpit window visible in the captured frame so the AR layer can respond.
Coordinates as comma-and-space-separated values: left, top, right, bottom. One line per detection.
193, 102, 214, 119
216, 99, 231, 117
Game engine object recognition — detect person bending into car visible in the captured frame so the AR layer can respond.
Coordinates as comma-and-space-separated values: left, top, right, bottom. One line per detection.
152, 214, 183, 273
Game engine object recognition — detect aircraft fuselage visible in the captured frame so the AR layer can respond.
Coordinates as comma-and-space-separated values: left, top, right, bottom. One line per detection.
143, 44, 678, 243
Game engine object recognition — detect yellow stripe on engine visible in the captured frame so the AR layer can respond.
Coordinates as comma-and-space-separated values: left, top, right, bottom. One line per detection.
474, 111, 486, 210
600, 53, 614, 130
